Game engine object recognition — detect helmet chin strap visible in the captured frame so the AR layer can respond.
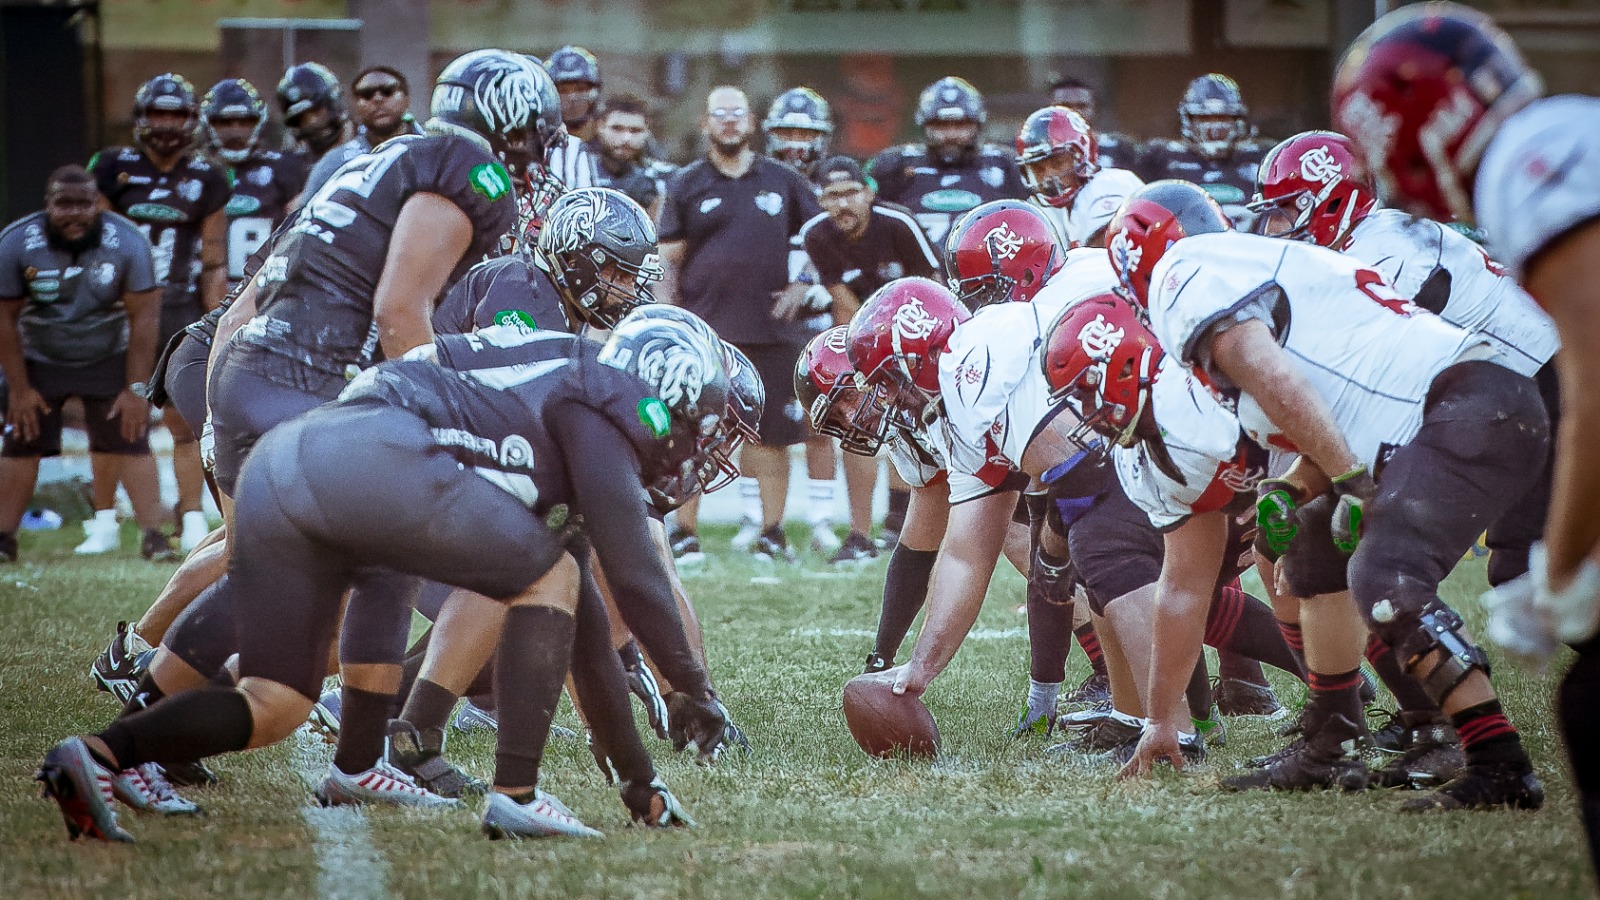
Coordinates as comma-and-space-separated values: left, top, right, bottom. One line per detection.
1111, 345, 1156, 448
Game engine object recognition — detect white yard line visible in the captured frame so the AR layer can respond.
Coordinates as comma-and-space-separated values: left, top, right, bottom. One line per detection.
791, 627, 1025, 640
291, 728, 390, 900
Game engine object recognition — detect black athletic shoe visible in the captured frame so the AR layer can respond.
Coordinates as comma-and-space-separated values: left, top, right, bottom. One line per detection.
829, 532, 879, 565
1063, 671, 1111, 708
863, 653, 891, 674
668, 529, 705, 566
1214, 677, 1286, 719
749, 526, 797, 563
385, 720, 487, 800
91, 622, 152, 704
1100, 729, 1207, 767
1369, 714, 1464, 789
161, 760, 220, 788
1400, 762, 1544, 812
140, 528, 180, 562
1225, 710, 1370, 793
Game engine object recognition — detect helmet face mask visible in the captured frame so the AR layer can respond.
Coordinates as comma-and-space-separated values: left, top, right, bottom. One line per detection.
796, 327, 892, 456
1016, 106, 1100, 209
916, 77, 986, 166
764, 87, 833, 176
537, 187, 663, 329
547, 46, 603, 129
276, 63, 346, 154
202, 79, 265, 164
1250, 131, 1376, 247
845, 278, 970, 428
1042, 295, 1162, 450
134, 74, 200, 157
1179, 74, 1249, 160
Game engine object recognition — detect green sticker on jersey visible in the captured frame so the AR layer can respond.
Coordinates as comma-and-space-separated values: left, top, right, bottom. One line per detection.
920, 189, 983, 212
1199, 183, 1247, 204
638, 397, 671, 438
469, 162, 513, 201
126, 202, 189, 223
225, 194, 263, 216
493, 309, 537, 331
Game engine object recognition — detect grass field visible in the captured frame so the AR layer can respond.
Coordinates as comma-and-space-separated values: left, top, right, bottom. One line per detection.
0, 522, 1593, 899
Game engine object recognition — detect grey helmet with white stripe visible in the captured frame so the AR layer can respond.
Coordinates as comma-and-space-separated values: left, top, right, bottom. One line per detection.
429, 50, 564, 176
536, 187, 663, 329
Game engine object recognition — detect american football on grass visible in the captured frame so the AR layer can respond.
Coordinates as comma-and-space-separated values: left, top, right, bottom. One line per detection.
842, 672, 939, 758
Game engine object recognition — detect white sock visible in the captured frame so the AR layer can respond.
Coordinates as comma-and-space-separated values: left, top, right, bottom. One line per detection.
91, 509, 117, 526
807, 478, 836, 528
738, 477, 761, 524
1027, 678, 1062, 712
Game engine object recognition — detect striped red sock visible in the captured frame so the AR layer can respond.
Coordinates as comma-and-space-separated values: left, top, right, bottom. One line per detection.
1074, 624, 1105, 671
1277, 621, 1304, 653
1452, 700, 1523, 765
1204, 585, 1246, 648
1308, 668, 1364, 694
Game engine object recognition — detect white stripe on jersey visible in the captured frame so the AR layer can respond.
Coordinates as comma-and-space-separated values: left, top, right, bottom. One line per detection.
1342, 208, 1557, 377
548, 135, 598, 189
1148, 232, 1487, 469
873, 204, 942, 273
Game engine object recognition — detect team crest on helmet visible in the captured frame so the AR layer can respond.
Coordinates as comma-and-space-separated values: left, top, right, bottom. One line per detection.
1298, 145, 1343, 184
984, 222, 1024, 261
1333, 91, 1398, 187
638, 338, 707, 408
892, 297, 939, 341
824, 327, 850, 353
1108, 229, 1142, 278
473, 56, 541, 134
544, 189, 604, 254
1076, 314, 1125, 363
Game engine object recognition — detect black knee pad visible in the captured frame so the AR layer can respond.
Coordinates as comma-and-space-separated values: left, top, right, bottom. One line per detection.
1279, 494, 1351, 598
163, 577, 239, 680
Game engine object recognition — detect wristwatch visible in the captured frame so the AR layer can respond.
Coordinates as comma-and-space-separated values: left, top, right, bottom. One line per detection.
129, 381, 151, 399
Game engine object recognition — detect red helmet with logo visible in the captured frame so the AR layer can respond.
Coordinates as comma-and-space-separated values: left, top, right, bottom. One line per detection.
1016, 106, 1100, 209
1330, 2, 1541, 223
1042, 293, 1163, 448
846, 277, 970, 423
1104, 180, 1231, 308
795, 326, 893, 455
944, 200, 1063, 309
1251, 131, 1378, 247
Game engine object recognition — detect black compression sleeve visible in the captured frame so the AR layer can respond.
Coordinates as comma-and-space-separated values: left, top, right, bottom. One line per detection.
553, 402, 710, 698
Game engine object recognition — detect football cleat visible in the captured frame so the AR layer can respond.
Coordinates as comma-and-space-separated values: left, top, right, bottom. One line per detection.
453, 700, 499, 733
308, 688, 341, 737
75, 511, 120, 555
829, 532, 880, 565
1214, 677, 1287, 719
314, 760, 463, 809
36, 737, 134, 843
113, 763, 202, 816
141, 528, 180, 562
92, 621, 153, 703
161, 759, 220, 788
669, 528, 705, 567
1047, 709, 1144, 755
1193, 704, 1227, 749
810, 524, 843, 556
621, 776, 696, 828
1370, 725, 1466, 790
1062, 671, 1111, 708
1400, 763, 1544, 812
1223, 712, 1370, 793
749, 526, 797, 564
482, 790, 603, 839
1056, 700, 1114, 730
863, 653, 891, 675
385, 720, 487, 799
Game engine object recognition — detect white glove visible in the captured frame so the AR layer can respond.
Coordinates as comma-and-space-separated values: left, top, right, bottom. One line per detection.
198, 418, 216, 472
1481, 572, 1559, 665
1533, 542, 1600, 645
399, 342, 439, 363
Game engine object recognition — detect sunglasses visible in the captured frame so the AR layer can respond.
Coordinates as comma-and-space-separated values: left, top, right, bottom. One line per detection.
355, 84, 402, 101
709, 107, 747, 121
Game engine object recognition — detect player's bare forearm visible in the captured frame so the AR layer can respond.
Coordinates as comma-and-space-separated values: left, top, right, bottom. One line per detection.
122, 289, 161, 384
1525, 219, 1600, 585
905, 490, 1014, 682
656, 240, 686, 307
1210, 320, 1360, 475
1148, 513, 1228, 726
199, 210, 228, 311
374, 193, 470, 360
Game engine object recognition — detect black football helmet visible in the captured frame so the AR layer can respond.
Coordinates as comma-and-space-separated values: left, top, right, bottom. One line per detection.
276, 62, 347, 154
133, 73, 199, 156
763, 87, 833, 177
1179, 73, 1249, 160
915, 76, 986, 166
201, 79, 266, 164
535, 187, 663, 329
547, 45, 602, 129
596, 313, 732, 505
430, 50, 564, 177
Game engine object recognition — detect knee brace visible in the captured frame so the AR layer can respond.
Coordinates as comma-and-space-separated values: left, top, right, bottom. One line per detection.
1383, 599, 1491, 704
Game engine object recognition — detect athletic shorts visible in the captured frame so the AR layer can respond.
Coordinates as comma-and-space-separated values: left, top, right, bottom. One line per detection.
0, 355, 148, 457
734, 341, 810, 448
162, 332, 211, 434
158, 301, 205, 353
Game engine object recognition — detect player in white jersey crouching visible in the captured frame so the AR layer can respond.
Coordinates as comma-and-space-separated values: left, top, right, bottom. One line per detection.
1105, 180, 1548, 810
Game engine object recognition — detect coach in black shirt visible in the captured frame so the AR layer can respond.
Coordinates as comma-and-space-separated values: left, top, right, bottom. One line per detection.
657, 85, 822, 560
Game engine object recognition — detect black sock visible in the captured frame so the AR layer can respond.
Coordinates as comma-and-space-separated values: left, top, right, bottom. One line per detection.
1366, 637, 1441, 715
96, 685, 253, 770
492, 605, 577, 790
883, 489, 910, 534
1451, 699, 1527, 769
1186, 657, 1214, 715
399, 678, 460, 734
875, 545, 936, 662
1026, 584, 1072, 685
333, 687, 395, 775
394, 627, 432, 709
1206, 585, 1306, 681
119, 673, 167, 718
1307, 668, 1367, 724
570, 571, 654, 785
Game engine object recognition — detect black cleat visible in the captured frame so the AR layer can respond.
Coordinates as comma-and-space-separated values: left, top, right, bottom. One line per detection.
1225, 710, 1370, 793
161, 759, 220, 788
1047, 710, 1144, 755
1214, 677, 1286, 719
863, 653, 891, 675
385, 720, 487, 799
1100, 729, 1207, 768
1400, 762, 1544, 812
1370, 716, 1465, 789
1062, 671, 1111, 708
36, 738, 134, 843
91, 622, 152, 704
140, 528, 180, 562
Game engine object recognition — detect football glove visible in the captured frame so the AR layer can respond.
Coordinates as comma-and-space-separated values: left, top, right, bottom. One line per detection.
1329, 465, 1376, 554
1534, 542, 1600, 645
620, 643, 670, 741
665, 690, 729, 763
1254, 478, 1300, 561
620, 776, 695, 828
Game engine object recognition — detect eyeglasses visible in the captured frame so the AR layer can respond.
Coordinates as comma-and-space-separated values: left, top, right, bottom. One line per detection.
709, 107, 747, 121
355, 84, 402, 101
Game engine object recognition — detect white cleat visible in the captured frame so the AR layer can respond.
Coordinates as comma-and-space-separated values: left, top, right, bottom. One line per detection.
729, 518, 761, 552
179, 511, 211, 553
114, 764, 201, 816
481, 790, 602, 839
314, 761, 463, 809
810, 524, 842, 555
74, 511, 120, 555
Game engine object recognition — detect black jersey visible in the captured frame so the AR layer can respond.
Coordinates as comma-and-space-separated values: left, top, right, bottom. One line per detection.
432, 254, 570, 337
865, 143, 1027, 253
230, 133, 517, 396
1095, 132, 1138, 172
220, 149, 307, 286
588, 143, 673, 214
800, 201, 940, 302
1134, 138, 1269, 229
90, 146, 231, 310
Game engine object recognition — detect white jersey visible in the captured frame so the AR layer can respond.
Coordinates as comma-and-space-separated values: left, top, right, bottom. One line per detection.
1341, 208, 1557, 377
547, 134, 599, 190
1036, 168, 1143, 249
1148, 232, 1490, 470
885, 425, 950, 489
936, 247, 1119, 502
1114, 357, 1263, 530
1476, 95, 1600, 280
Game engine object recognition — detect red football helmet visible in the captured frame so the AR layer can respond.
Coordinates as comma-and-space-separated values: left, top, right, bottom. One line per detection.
795, 326, 893, 455
1330, 2, 1541, 223
1251, 131, 1378, 247
1016, 106, 1100, 209
846, 277, 970, 424
1042, 293, 1163, 448
1104, 180, 1231, 308
944, 200, 1063, 309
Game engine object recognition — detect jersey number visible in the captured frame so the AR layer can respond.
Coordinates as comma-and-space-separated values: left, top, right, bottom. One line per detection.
137, 224, 178, 284
227, 216, 273, 280
303, 142, 407, 231
1354, 268, 1416, 316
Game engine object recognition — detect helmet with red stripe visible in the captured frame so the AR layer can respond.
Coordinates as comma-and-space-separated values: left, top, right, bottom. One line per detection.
1016, 106, 1100, 209
1042, 293, 1162, 448
1104, 180, 1231, 308
845, 277, 970, 426
944, 200, 1063, 309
